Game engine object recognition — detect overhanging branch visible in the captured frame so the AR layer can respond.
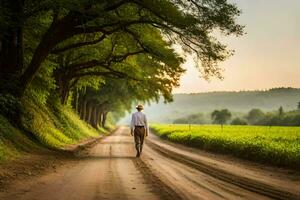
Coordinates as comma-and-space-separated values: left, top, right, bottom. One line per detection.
51, 34, 107, 54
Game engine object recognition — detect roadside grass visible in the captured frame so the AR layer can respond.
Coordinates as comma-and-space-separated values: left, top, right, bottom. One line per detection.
151, 124, 300, 169
0, 115, 43, 161
22, 99, 101, 149
0, 99, 104, 161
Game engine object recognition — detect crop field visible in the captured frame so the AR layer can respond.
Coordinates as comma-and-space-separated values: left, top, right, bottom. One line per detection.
150, 124, 300, 169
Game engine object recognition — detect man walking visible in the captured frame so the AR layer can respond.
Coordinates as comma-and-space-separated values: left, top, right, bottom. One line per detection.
130, 105, 148, 157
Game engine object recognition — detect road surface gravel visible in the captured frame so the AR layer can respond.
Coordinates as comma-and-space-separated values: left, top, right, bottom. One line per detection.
0, 126, 299, 200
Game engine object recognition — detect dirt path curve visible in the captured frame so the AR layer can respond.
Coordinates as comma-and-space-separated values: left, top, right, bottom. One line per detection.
0, 126, 298, 200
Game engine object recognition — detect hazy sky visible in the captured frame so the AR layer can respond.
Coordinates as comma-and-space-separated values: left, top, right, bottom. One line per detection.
174, 0, 300, 93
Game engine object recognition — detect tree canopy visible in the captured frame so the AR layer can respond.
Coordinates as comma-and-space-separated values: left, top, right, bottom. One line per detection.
211, 109, 232, 126
246, 109, 265, 125
0, 0, 244, 126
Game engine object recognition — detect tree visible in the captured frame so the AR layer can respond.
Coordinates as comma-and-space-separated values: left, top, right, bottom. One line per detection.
1, 0, 244, 99
173, 113, 207, 124
0, 0, 23, 80
298, 102, 300, 110
211, 109, 231, 128
73, 61, 182, 128
231, 118, 247, 125
278, 106, 284, 117
246, 109, 265, 125
0, 0, 244, 127
53, 25, 184, 104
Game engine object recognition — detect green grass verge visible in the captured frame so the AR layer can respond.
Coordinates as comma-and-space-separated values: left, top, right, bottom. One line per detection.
0, 99, 105, 161
151, 124, 300, 169
0, 115, 43, 161
22, 99, 101, 149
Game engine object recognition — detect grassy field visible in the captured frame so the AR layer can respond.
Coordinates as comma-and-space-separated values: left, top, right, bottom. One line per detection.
151, 124, 300, 169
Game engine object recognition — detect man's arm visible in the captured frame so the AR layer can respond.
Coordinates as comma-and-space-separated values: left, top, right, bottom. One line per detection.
144, 114, 149, 137
130, 114, 135, 136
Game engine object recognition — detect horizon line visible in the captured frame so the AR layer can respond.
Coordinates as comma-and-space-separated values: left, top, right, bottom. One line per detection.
172, 87, 300, 95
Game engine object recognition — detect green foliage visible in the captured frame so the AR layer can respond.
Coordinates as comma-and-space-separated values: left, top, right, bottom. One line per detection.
0, 93, 22, 120
231, 117, 248, 125
0, 89, 106, 161
1, 0, 245, 159
21, 98, 100, 149
278, 106, 284, 117
211, 109, 231, 125
75, 77, 105, 91
140, 88, 300, 123
244, 107, 300, 126
151, 124, 300, 169
103, 112, 116, 131
54, 105, 101, 138
173, 113, 208, 124
0, 115, 42, 161
0, 139, 19, 161
259, 112, 300, 126
2, 0, 244, 97
26, 60, 57, 105
246, 109, 265, 125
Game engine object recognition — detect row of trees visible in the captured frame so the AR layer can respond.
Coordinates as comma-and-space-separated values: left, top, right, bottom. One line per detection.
0, 0, 243, 128
239, 106, 300, 126
214, 105, 300, 126
173, 103, 300, 127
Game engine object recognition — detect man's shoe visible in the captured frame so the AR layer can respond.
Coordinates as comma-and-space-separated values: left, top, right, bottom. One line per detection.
140, 147, 143, 155
136, 151, 140, 157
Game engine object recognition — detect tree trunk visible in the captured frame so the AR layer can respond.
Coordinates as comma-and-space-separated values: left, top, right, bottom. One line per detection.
78, 98, 82, 116
95, 105, 104, 127
86, 101, 93, 124
77, 91, 85, 115
73, 88, 79, 112
95, 102, 108, 127
62, 87, 70, 105
102, 111, 108, 128
97, 108, 103, 127
18, 13, 81, 97
59, 80, 70, 105
0, 0, 24, 95
90, 104, 95, 126
80, 100, 87, 120
90, 105, 98, 128
54, 68, 71, 105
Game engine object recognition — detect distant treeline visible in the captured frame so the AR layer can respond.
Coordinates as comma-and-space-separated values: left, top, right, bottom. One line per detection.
141, 87, 300, 123
173, 102, 300, 126
239, 107, 300, 126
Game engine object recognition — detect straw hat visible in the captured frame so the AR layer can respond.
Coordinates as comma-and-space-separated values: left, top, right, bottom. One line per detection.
136, 104, 144, 109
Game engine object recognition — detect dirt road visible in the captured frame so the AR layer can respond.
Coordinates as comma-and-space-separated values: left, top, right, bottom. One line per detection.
0, 126, 299, 200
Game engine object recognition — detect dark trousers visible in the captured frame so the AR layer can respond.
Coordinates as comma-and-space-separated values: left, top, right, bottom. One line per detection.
134, 126, 145, 153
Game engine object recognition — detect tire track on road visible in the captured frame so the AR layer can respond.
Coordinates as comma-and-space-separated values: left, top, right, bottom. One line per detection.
146, 138, 300, 200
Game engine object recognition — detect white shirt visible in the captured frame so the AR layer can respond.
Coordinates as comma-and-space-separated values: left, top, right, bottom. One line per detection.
130, 111, 149, 133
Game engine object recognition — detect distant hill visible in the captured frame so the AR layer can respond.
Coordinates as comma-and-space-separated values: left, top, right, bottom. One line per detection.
119, 88, 300, 124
